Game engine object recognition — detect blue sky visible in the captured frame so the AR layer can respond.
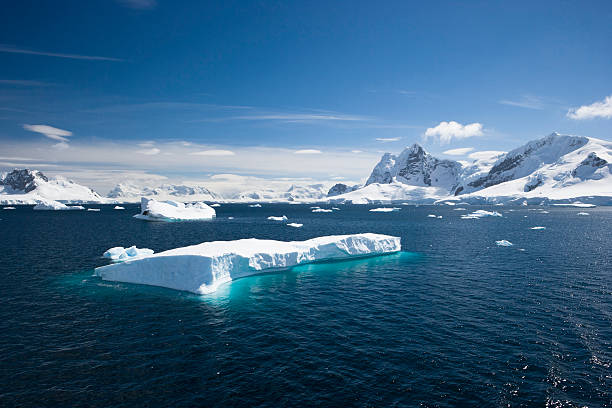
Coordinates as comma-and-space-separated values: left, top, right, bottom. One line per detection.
0, 0, 611, 192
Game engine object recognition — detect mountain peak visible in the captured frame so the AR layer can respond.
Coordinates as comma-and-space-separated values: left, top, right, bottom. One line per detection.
0, 169, 48, 193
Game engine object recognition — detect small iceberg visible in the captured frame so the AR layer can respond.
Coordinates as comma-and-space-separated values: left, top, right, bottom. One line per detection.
3, 207, 16, 210
114, 206, 125, 210
332, 207, 340, 211
530, 226, 546, 230
312, 208, 333, 213
461, 210, 502, 220
553, 203, 596, 208
134, 197, 215, 222
249, 204, 262, 208
210, 203, 221, 207
87, 208, 101, 212
95, 233, 401, 294
228, 216, 234, 220
287, 223, 303, 228
496, 240, 513, 247
577, 212, 590, 216
369, 207, 400, 212
267, 215, 288, 221
33, 200, 85, 211
454, 208, 467, 211
103, 246, 155, 262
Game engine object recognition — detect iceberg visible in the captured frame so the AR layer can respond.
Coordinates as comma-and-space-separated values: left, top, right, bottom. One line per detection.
114, 206, 125, 210
530, 226, 546, 230
3, 206, 16, 210
267, 215, 288, 221
210, 203, 221, 207
312, 208, 333, 213
95, 233, 401, 294
87, 208, 100, 212
369, 207, 401, 212
133, 197, 215, 222
248, 204, 262, 208
287, 223, 303, 228
461, 210, 502, 219
496, 240, 513, 246
103, 246, 155, 262
577, 212, 590, 216
33, 200, 85, 211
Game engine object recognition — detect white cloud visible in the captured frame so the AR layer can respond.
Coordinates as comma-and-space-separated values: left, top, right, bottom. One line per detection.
23, 124, 72, 142
53, 142, 70, 150
375, 137, 401, 142
567, 95, 612, 120
424, 121, 484, 144
351, 150, 363, 153
190, 149, 236, 156
137, 147, 160, 155
498, 95, 544, 110
294, 149, 322, 154
443, 147, 474, 156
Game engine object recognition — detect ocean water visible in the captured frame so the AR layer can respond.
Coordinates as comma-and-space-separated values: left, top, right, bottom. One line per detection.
0, 204, 610, 407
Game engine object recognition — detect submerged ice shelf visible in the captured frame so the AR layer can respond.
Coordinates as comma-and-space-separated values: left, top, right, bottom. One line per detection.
95, 233, 401, 294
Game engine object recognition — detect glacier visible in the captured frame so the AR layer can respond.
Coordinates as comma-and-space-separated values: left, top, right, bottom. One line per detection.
33, 200, 85, 211
94, 233, 401, 294
134, 197, 216, 222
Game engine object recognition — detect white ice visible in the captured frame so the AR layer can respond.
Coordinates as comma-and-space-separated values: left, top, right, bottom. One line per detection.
267, 215, 288, 221
95, 233, 401, 294
312, 208, 333, 213
530, 226, 546, 230
249, 204, 262, 208
133, 197, 215, 222
210, 203, 221, 207
287, 223, 303, 228
577, 212, 590, 216
33, 199, 85, 211
461, 210, 502, 219
369, 207, 401, 212
3, 207, 16, 210
87, 208, 100, 212
103, 246, 155, 262
114, 206, 125, 210
496, 240, 513, 246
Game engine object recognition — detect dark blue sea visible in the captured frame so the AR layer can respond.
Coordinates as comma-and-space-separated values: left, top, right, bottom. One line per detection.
0, 204, 610, 407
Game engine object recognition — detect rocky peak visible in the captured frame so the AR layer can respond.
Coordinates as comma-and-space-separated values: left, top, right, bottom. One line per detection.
0, 169, 48, 193
327, 183, 360, 197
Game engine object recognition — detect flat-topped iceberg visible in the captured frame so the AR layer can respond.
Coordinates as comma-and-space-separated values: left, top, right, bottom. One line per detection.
134, 197, 215, 222
103, 246, 155, 261
95, 233, 401, 294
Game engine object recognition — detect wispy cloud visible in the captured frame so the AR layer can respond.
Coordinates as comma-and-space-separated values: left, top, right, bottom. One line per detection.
567, 94, 612, 120
294, 149, 322, 154
0, 45, 122, 62
443, 147, 474, 156
351, 150, 363, 153
136, 147, 161, 155
0, 79, 51, 86
117, 0, 157, 9
375, 137, 401, 142
190, 149, 236, 156
499, 95, 544, 110
211, 112, 368, 123
23, 124, 72, 142
424, 121, 484, 144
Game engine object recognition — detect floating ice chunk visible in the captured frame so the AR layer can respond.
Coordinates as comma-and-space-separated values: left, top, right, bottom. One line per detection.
103, 246, 155, 262
228, 216, 234, 220
530, 226, 546, 230
312, 208, 333, 213
95, 233, 401, 294
577, 212, 590, 216
33, 200, 85, 211
539, 210, 549, 214
332, 207, 340, 211
114, 206, 125, 210
454, 208, 467, 211
249, 204, 262, 208
496, 240, 513, 246
310, 206, 320, 209
437, 215, 443, 219
133, 197, 215, 222
553, 203, 596, 208
267, 215, 288, 221
210, 203, 221, 207
287, 223, 303, 228
427, 214, 437, 218
3, 207, 16, 210
461, 210, 502, 220
369, 207, 400, 212
87, 208, 100, 212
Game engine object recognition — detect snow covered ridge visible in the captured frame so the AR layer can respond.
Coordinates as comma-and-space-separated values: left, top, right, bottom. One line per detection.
134, 197, 216, 222
95, 233, 401, 294
33, 199, 85, 211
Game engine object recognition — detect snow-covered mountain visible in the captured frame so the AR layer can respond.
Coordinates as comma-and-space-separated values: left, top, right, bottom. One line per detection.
327, 183, 360, 197
0, 169, 104, 204
331, 133, 612, 205
107, 183, 222, 203
230, 184, 329, 202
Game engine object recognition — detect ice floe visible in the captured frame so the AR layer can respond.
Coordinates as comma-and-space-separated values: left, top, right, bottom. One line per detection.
496, 240, 513, 246
103, 246, 155, 262
249, 204, 262, 208
210, 203, 221, 207
87, 208, 100, 212
577, 212, 590, 216
369, 207, 401, 212
312, 208, 333, 213
286, 223, 303, 228
114, 206, 125, 210
133, 197, 216, 222
267, 215, 288, 221
530, 226, 546, 230
33, 200, 85, 211
461, 210, 502, 219
95, 233, 401, 294
3, 206, 16, 210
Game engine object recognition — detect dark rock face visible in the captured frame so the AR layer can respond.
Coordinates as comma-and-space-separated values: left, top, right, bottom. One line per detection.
571, 153, 608, 177
327, 183, 359, 197
0, 169, 48, 192
524, 175, 544, 192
